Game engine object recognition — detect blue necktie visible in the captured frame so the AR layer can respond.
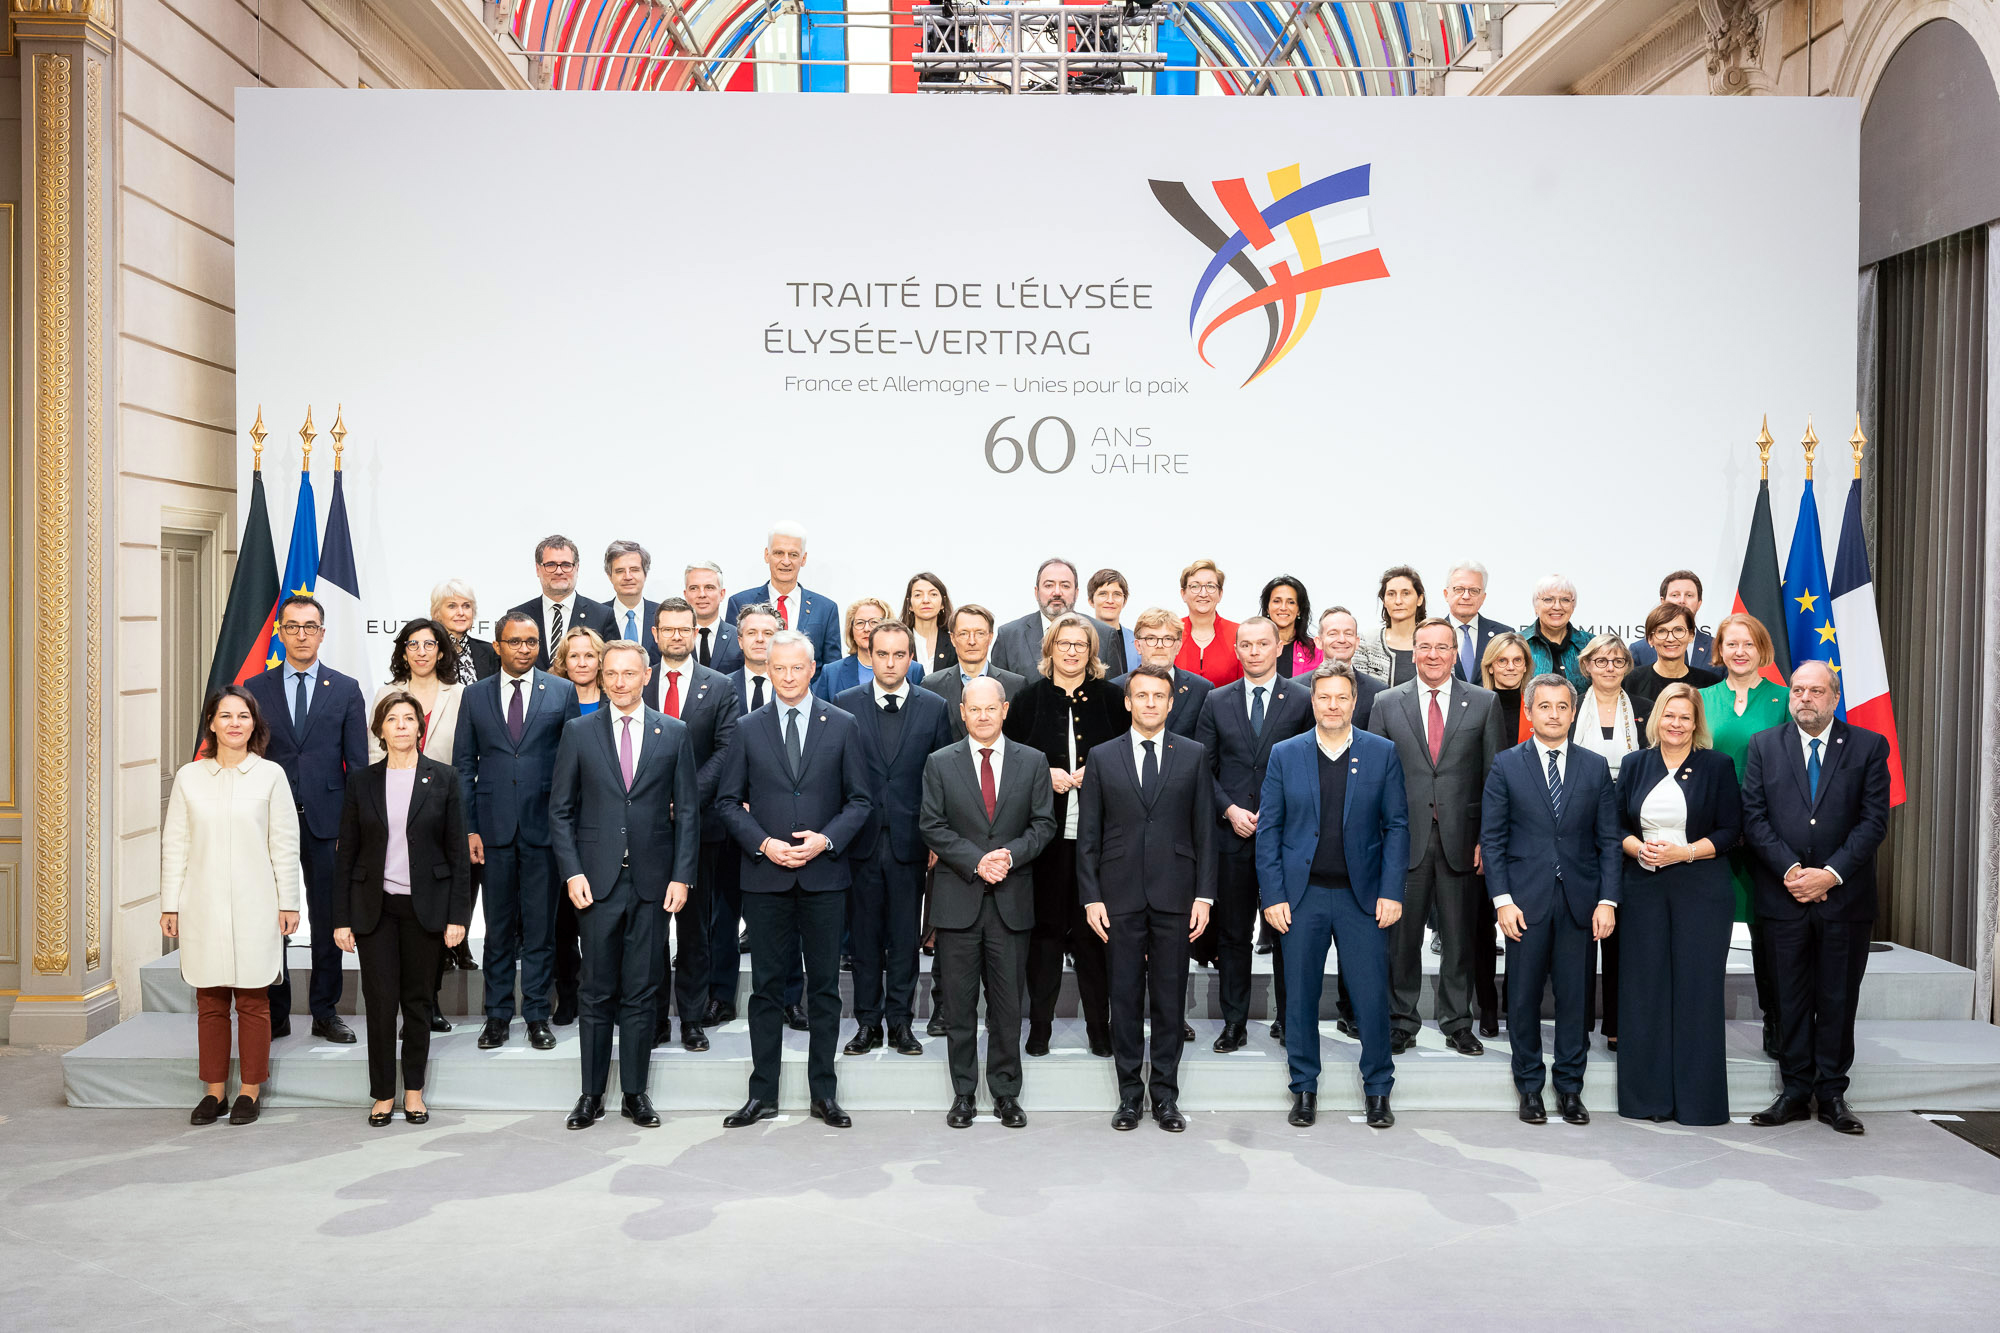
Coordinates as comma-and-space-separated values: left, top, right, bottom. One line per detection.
624, 608, 638, 643
785, 707, 803, 779
1459, 623, 1476, 679
293, 671, 310, 730
1250, 685, 1266, 736
1545, 748, 1564, 821
1808, 738, 1822, 802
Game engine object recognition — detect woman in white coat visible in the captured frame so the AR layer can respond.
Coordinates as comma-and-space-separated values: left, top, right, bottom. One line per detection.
160, 686, 301, 1126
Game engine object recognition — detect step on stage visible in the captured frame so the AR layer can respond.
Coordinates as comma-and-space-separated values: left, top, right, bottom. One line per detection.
65, 941, 2000, 1114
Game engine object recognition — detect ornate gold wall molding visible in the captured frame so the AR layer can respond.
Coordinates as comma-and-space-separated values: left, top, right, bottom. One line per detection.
83, 56, 101, 973
8, 0, 114, 27
30, 51, 73, 977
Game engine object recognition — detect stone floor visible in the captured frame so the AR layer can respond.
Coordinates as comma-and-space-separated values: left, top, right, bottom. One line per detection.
4, 1043, 1999, 1330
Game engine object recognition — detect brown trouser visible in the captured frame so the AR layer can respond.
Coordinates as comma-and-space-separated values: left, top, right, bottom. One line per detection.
196, 986, 271, 1085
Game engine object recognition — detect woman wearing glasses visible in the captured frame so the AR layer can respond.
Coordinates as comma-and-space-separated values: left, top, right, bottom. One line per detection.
1175, 559, 1243, 687
1627, 602, 1721, 714
814, 597, 925, 699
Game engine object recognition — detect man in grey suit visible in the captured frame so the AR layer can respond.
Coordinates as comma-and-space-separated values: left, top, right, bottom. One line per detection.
919, 676, 1058, 1129
922, 604, 1027, 739
1368, 617, 1505, 1055
989, 557, 1129, 679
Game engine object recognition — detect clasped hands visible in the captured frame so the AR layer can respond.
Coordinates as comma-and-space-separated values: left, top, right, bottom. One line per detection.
1784, 864, 1839, 903
976, 848, 1012, 884
1048, 765, 1085, 796
761, 829, 831, 869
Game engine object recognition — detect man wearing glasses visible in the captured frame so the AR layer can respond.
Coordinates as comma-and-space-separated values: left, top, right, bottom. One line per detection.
1110, 607, 1213, 735
509, 534, 618, 671
920, 605, 1026, 740
245, 594, 369, 1042
1439, 562, 1512, 684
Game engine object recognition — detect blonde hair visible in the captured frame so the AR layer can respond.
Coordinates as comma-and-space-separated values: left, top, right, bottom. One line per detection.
1179, 558, 1224, 591
1039, 612, 1105, 681
429, 578, 477, 621
1131, 606, 1182, 639
1710, 612, 1774, 673
551, 625, 606, 683
1578, 632, 1632, 679
1479, 631, 1532, 691
842, 598, 893, 653
1645, 680, 1712, 749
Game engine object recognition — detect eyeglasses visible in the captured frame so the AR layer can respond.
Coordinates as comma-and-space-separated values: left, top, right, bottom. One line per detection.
1136, 635, 1180, 648
852, 619, 883, 633
1054, 641, 1090, 652
278, 623, 323, 636
954, 628, 991, 641
1536, 594, 1576, 607
1446, 585, 1484, 597
1590, 658, 1631, 670
539, 560, 577, 573
406, 639, 439, 652
1653, 627, 1690, 641
1184, 582, 1221, 594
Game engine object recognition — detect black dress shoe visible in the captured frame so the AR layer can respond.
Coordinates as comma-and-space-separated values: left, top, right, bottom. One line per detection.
1479, 1017, 1500, 1039
1255, 940, 1274, 955
1288, 1092, 1317, 1127
311, 1016, 357, 1044
653, 1027, 674, 1049
723, 1098, 777, 1129
402, 1104, 430, 1125
622, 1093, 661, 1127
566, 1095, 604, 1130
428, 1001, 452, 1034
1180, 1022, 1196, 1043
681, 1024, 709, 1052
1153, 1100, 1186, 1133
190, 1094, 226, 1126
1025, 1026, 1051, 1057
810, 1098, 852, 1128
995, 1095, 1027, 1128
1365, 1095, 1395, 1129
784, 1003, 810, 1032
926, 1014, 948, 1038
1817, 1096, 1865, 1135
706, 1001, 738, 1026
889, 1024, 924, 1056
1762, 1016, 1780, 1059
1519, 1091, 1548, 1124
947, 1093, 977, 1128
738, 929, 751, 954
1749, 1094, 1812, 1127
1557, 1091, 1590, 1125
1112, 1099, 1142, 1131
1213, 1021, 1248, 1053
478, 1018, 509, 1049
269, 1020, 292, 1040
1088, 1030, 1114, 1059
1270, 1019, 1285, 1043
1605, 1036, 1619, 1053
527, 1021, 556, 1051
1334, 1018, 1359, 1040
1389, 1029, 1415, 1055
228, 1094, 261, 1125
1444, 1028, 1485, 1057
368, 1105, 394, 1128
451, 941, 479, 972
844, 1023, 884, 1056
551, 999, 578, 1027
840, 954, 854, 972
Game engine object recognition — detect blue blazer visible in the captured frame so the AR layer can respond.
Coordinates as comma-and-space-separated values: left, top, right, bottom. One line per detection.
245, 663, 369, 841
1741, 719, 1890, 924
726, 583, 841, 668
835, 683, 956, 863
716, 699, 873, 893
1479, 740, 1624, 928
1254, 729, 1409, 912
814, 653, 926, 701
549, 706, 702, 902
450, 669, 581, 848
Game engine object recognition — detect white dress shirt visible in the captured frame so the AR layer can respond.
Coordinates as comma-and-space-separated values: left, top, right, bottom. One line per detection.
542, 594, 579, 639
775, 693, 813, 750
499, 665, 534, 720
742, 668, 772, 714
1418, 674, 1454, 723
1636, 773, 1688, 872
1315, 730, 1353, 763
872, 679, 911, 709
1243, 671, 1280, 722
967, 734, 1005, 790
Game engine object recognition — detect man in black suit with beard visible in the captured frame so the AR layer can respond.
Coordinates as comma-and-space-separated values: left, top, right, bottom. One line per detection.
509, 534, 619, 671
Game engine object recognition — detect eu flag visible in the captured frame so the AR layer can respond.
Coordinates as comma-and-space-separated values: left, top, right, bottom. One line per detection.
1781, 477, 1841, 712
266, 471, 320, 672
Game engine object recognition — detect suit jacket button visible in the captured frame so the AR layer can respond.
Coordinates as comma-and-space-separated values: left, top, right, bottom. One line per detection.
1809, 818, 1816, 825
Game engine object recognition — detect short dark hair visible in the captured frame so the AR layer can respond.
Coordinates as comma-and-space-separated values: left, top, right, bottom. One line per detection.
277, 593, 323, 625
534, 534, 579, 565
1125, 663, 1175, 694
370, 689, 424, 744
494, 609, 539, 643
1035, 556, 1079, 586
1645, 601, 1698, 638
953, 603, 995, 633
388, 617, 461, 684
196, 685, 270, 761
654, 596, 694, 626
1087, 568, 1128, 600
736, 601, 780, 630
1659, 569, 1703, 599
869, 620, 914, 653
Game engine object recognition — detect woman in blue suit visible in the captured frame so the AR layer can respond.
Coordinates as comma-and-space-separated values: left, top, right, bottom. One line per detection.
1615, 681, 1742, 1125
813, 598, 925, 700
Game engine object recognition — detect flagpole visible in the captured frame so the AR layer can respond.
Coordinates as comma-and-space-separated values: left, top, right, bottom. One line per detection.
299, 405, 317, 470
331, 404, 346, 472
250, 405, 267, 472
1756, 414, 1774, 479
1850, 412, 1866, 478
1801, 414, 1818, 478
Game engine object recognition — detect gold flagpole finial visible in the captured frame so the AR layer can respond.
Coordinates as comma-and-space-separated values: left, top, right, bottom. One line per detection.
330, 404, 347, 472
249, 405, 268, 471
1801, 415, 1819, 480
299, 406, 317, 469
1849, 412, 1867, 478
1754, 415, 1774, 480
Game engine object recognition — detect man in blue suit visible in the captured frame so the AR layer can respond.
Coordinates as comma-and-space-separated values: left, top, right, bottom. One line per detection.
685, 560, 743, 674
1480, 673, 1623, 1126
245, 594, 368, 1042
1255, 661, 1410, 1129
453, 609, 581, 1052
837, 621, 955, 1056
723, 520, 841, 667
717, 629, 872, 1129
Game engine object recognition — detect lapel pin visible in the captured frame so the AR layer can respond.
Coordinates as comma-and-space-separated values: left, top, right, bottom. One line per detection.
654, 727, 662, 735
421, 774, 431, 784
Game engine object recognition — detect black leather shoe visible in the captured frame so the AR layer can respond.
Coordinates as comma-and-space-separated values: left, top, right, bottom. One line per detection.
723, 1098, 777, 1129
402, 1103, 429, 1125
1365, 1095, 1394, 1129
566, 1095, 604, 1130
1153, 1100, 1186, 1133
681, 1024, 709, 1053
190, 1094, 226, 1126
368, 1104, 394, 1128
429, 1001, 452, 1034
784, 1003, 810, 1032
843, 1023, 883, 1056
1557, 1091, 1589, 1125
1180, 1022, 1196, 1043
1255, 940, 1274, 955
451, 941, 479, 972
552, 998, 578, 1027
1605, 1036, 1618, 1053
1112, 1099, 1142, 1131
311, 1016, 357, 1045
810, 1098, 852, 1128
1025, 1026, 1051, 1057
1088, 1030, 1114, 1059
478, 1018, 509, 1049
1389, 1029, 1414, 1055
1444, 1028, 1485, 1057
622, 1093, 661, 1128
995, 1095, 1027, 1128
738, 929, 751, 954
1335, 1018, 1359, 1040
228, 1094, 260, 1125
1213, 1021, 1248, 1053
946, 1093, 977, 1129
653, 1026, 674, 1049
527, 1021, 556, 1051
1817, 1097, 1865, 1135
1762, 1016, 1780, 1059
1518, 1091, 1547, 1124
1479, 1016, 1500, 1039
1750, 1094, 1812, 1127
926, 1013, 947, 1038
706, 1000, 738, 1026
1288, 1092, 1317, 1127
269, 1020, 292, 1039
889, 1025, 924, 1056
1269, 1019, 1285, 1043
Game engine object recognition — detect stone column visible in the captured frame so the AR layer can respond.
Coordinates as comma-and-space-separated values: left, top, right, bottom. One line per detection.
9, 0, 116, 1043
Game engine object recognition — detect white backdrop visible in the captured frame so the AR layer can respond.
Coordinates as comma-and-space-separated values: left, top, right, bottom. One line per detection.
236, 91, 1859, 673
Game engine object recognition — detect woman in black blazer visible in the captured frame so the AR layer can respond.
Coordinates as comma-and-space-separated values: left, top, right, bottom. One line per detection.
1614, 681, 1742, 1126
332, 691, 473, 1126
902, 571, 959, 675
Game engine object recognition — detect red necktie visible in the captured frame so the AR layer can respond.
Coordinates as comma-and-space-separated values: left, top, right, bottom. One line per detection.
1427, 689, 1444, 765
777, 593, 790, 628
979, 747, 997, 821
664, 670, 682, 719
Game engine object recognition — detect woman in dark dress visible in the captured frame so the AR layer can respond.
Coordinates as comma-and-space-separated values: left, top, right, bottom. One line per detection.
1003, 612, 1128, 1059
1628, 602, 1721, 713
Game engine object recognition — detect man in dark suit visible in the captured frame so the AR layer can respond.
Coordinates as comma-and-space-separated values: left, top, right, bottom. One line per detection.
1078, 665, 1215, 1132
716, 629, 872, 1129
1369, 618, 1506, 1055
1480, 673, 1623, 1126
920, 604, 1027, 739
1741, 661, 1892, 1136
919, 675, 1058, 1128
837, 622, 956, 1057
1255, 661, 1410, 1128
1439, 562, 1514, 683
989, 556, 1129, 679
453, 609, 581, 1051
550, 641, 702, 1130
509, 534, 618, 671
1111, 607, 1213, 736
1314, 607, 1386, 728
603, 540, 660, 665
245, 594, 369, 1042
643, 597, 737, 1051
723, 521, 841, 667
1193, 616, 1311, 1052
685, 560, 743, 674
1627, 569, 1714, 671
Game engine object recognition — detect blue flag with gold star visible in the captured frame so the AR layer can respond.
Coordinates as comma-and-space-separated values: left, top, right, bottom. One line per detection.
265, 471, 320, 673
1782, 478, 1841, 714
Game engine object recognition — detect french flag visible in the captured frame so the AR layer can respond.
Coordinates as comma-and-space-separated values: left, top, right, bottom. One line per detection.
1831, 472, 1907, 806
